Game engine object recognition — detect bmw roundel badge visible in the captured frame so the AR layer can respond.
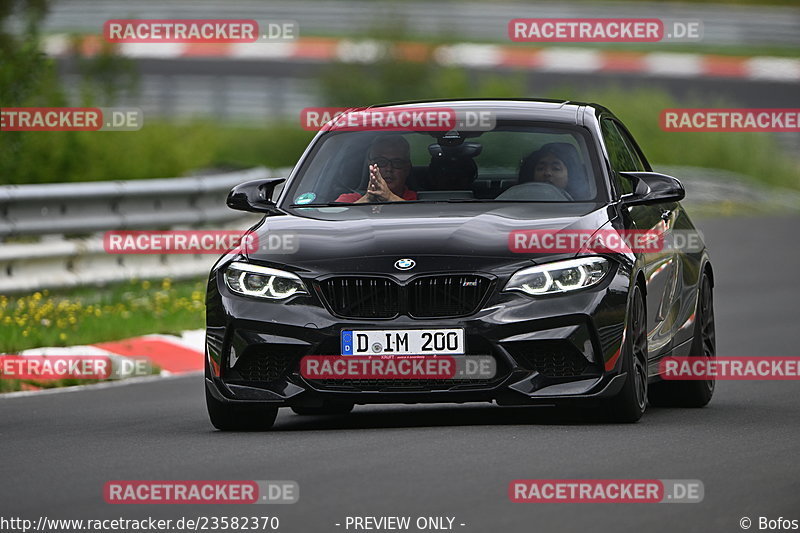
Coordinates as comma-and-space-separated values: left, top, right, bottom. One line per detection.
394, 258, 416, 270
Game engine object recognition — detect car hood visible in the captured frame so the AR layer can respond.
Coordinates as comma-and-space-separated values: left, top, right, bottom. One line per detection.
244, 204, 614, 274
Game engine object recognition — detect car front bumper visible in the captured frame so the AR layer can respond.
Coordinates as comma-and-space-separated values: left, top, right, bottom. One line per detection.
205, 262, 632, 408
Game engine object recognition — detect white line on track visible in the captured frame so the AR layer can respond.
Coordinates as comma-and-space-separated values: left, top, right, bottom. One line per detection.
0, 370, 202, 400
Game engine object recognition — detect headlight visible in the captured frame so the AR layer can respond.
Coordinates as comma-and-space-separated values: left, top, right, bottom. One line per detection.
504, 257, 610, 296
224, 262, 307, 300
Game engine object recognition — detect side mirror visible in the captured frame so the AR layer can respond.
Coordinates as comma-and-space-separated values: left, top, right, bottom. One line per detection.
226, 178, 286, 213
618, 172, 685, 206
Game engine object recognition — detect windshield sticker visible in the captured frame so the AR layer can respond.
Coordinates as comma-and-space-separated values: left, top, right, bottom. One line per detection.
294, 192, 316, 205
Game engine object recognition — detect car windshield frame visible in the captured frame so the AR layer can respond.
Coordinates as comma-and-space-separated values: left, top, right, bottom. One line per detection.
279, 119, 609, 212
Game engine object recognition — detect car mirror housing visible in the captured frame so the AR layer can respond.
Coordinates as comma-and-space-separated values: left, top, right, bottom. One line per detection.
618, 172, 685, 206
226, 178, 286, 213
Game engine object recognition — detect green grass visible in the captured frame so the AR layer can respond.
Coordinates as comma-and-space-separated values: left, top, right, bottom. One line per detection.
0, 277, 206, 393
0, 277, 206, 354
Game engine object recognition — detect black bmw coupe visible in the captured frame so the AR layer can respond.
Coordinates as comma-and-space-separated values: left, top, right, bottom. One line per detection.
205, 99, 715, 429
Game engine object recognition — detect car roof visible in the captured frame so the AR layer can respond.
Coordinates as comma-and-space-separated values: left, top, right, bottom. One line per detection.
363, 98, 609, 125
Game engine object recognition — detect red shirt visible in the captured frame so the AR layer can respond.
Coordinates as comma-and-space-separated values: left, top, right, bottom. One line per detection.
335, 189, 418, 203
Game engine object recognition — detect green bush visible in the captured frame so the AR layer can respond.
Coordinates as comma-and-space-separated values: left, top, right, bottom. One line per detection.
320, 60, 527, 106
1, 121, 315, 184
548, 86, 799, 190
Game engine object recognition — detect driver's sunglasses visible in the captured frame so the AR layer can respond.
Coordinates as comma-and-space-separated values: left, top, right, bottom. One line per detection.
370, 157, 410, 170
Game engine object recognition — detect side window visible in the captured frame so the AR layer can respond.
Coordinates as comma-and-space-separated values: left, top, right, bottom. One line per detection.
601, 119, 639, 195
615, 123, 648, 172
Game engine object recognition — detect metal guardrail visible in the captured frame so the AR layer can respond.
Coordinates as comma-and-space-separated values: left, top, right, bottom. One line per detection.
0, 167, 277, 237
2, 164, 798, 294
0, 167, 287, 293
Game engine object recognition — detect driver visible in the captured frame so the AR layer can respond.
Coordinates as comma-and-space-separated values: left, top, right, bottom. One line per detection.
335, 135, 418, 203
532, 151, 570, 190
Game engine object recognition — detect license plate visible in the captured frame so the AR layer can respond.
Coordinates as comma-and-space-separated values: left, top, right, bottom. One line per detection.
341, 329, 465, 356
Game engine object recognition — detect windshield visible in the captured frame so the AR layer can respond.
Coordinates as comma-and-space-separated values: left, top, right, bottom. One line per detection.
283, 122, 607, 210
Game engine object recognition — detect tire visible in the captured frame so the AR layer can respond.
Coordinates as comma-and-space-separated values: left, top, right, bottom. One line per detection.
206, 386, 279, 431
603, 284, 648, 423
291, 403, 355, 416
648, 273, 715, 408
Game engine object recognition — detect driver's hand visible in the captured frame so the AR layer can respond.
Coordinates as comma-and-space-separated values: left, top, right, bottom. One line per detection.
360, 164, 403, 202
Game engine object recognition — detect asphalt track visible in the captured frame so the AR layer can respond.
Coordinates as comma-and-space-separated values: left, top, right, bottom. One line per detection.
2, 215, 799, 532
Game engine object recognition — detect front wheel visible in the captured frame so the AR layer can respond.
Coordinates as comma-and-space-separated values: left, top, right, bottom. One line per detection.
648, 273, 715, 408
603, 284, 648, 423
206, 386, 279, 431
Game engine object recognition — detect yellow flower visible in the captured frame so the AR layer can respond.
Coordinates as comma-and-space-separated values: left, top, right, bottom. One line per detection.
59, 333, 67, 341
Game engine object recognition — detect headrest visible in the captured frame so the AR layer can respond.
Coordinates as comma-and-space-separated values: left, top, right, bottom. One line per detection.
426, 142, 482, 190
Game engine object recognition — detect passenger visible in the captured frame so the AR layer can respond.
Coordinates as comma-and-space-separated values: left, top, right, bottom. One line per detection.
519, 143, 589, 199
335, 135, 418, 203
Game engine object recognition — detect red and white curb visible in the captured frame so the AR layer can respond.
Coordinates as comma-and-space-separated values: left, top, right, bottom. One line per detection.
44, 34, 800, 82
2, 330, 205, 397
